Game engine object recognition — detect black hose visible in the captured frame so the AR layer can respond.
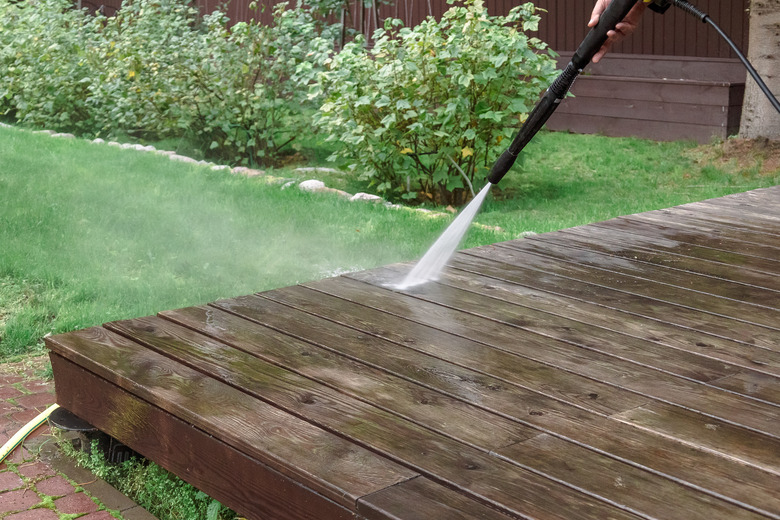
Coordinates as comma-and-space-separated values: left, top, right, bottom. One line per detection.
672, 0, 780, 114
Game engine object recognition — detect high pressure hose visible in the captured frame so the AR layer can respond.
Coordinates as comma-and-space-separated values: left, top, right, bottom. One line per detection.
488, 0, 780, 186
668, 0, 780, 114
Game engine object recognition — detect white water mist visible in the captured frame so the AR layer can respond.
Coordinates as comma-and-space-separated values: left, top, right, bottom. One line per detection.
395, 183, 492, 290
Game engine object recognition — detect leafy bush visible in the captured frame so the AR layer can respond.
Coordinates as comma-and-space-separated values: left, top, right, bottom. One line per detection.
0, 0, 335, 165
313, 0, 558, 205
177, 5, 337, 165
85, 0, 207, 138
0, 0, 100, 133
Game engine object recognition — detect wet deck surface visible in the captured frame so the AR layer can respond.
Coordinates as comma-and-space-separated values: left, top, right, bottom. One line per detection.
47, 186, 779, 520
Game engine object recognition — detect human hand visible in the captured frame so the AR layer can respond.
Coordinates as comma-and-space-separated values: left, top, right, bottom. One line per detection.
589, 0, 647, 62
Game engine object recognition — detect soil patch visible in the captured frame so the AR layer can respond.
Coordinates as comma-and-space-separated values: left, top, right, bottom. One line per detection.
688, 137, 780, 176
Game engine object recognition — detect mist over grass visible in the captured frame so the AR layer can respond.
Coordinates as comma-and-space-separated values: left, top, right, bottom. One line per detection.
0, 127, 504, 358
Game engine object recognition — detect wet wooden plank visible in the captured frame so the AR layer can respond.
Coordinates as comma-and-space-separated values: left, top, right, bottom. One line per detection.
551, 226, 780, 288
160, 305, 537, 452
708, 186, 780, 210
613, 402, 780, 476
453, 249, 779, 352
356, 261, 780, 382
696, 197, 780, 220
501, 238, 779, 312
496, 434, 769, 520
357, 477, 514, 520
102, 315, 648, 520
46, 328, 416, 513
714, 372, 780, 404
593, 215, 780, 262
117, 302, 780, 518
240, 287, 649, 416
215, 286, 780, 515
633, 211, 780, 248
643, 203, 780, 238
450, 256, 780, 379
706, 192, 780, 211
683, 200, 780, 229
468, 243, 779, 331
591, 217, 780, 271
338, 272, 780, 438
50, 354, 359, 520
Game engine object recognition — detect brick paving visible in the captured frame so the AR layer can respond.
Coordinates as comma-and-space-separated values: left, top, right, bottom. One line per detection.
0, 357, 156, 519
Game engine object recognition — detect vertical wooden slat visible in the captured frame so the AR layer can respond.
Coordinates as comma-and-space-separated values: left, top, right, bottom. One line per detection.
91, 0, 750, 58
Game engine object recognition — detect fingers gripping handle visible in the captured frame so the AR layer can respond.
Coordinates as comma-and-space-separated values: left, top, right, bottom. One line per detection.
573, 0, 643, 68
488, 0, 642, 185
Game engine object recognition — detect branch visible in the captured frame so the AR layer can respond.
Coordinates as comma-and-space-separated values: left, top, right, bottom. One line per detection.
445, 154, 474, 198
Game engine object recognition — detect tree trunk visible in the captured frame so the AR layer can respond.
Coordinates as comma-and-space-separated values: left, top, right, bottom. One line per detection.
739, 0, 780, 139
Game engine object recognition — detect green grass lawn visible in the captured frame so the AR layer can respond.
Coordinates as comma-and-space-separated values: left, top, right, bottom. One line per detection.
1, 125, 778, 361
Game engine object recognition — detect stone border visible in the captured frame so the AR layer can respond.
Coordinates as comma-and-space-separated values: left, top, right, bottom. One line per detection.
0, 123, 504, 232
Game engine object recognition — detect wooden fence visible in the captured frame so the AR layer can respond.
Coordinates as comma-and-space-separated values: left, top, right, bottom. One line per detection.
82, 0, 750, 58
81, 0, 751, 142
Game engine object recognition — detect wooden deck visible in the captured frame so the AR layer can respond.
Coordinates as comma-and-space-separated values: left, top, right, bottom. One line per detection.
47, 186, 779, 520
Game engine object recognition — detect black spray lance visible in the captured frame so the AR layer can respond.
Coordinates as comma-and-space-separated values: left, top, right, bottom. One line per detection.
487, 0, 642, 185
488, 0, 780, 186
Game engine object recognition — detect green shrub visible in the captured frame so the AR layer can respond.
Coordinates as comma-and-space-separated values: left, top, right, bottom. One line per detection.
0, 0, 335, 165
313, 0, 558, 205
0, 0, 99, 133
177, 5, 337, 165
85, 0, 208, 139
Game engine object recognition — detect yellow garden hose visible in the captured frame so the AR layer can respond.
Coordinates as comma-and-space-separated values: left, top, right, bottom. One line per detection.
0, 404, 60, 464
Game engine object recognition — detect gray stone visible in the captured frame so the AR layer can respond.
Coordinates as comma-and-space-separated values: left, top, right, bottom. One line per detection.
169, 154, 198, 164
298, 179, 327, 192
232, 166, 265, 177
350, 192, 383, 203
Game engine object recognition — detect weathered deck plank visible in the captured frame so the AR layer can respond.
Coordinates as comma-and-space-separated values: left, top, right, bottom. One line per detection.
102, 317, 650, 520
633, 211, 780, 248
469, 243, 779, 329
451, 250, 779, 352
551, 226, 780, 287
593, 215, 780, 262
46, 186, 780, 520
325, 274, 780, 440
498, 240, 779, 315
217, 283, 780, 515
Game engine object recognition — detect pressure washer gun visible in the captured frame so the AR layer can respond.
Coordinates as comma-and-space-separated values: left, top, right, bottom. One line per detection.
487, 0, 780, 185
487, 0, 642, 185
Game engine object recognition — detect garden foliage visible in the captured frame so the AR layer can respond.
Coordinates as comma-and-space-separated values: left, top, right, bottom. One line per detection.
313, 0, 559, 204
0, 0, 558, 201
0, 0, 335, 165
